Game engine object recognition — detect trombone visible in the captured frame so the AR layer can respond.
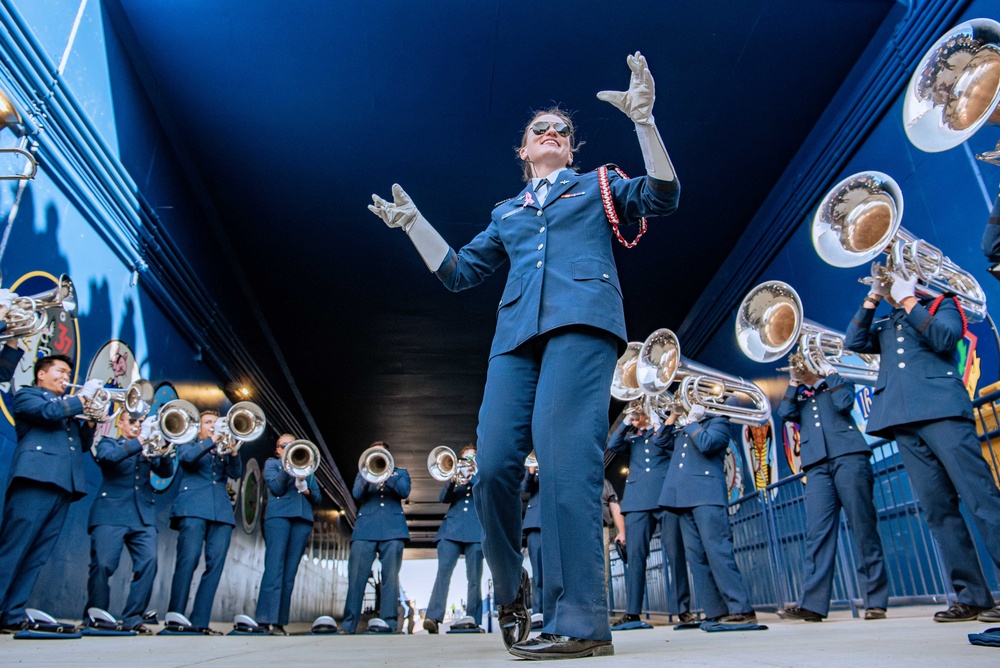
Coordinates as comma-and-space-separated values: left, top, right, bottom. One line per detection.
1, 274, 77, 342
66, 378, 154, 424
359, 444, 394, 485
140, 399, 199, 458
427, 445, 477, 485
282, 439, 321, 479
214, 401, 266, 455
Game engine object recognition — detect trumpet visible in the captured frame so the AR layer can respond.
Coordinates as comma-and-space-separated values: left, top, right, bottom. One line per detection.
140, 399, 199, 458
736, 280, 879, 384
1, 274, 77, 342
811, 171, 986, 322
427, 445, 477, 485
282, 439, 321, 479
903, 18, 1000, 162
359, 445, 394, 485
67, 378, 154, 423
214, 401, 266, 456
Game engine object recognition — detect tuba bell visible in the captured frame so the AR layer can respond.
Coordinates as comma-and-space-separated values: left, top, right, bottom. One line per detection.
282, 439, 321, 479
903, 18, 1000, 162
811, 171, 986, 321
736, 280, 879, 384
1, 274, 77, 343
359, 444, 394, 485
214, 401, 266, 455
141, 399, 199, 458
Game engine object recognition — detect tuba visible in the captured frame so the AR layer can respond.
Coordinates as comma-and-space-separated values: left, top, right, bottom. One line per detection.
282, 439, 321, 479
903, 18, 1000, 163
214, 402, 266, 455
67, 378, 154, 423
736, 280, 879, 384
359, 444, 394, 485
636, 328, 771, 426
427, 446, 477, 485
141, 399, 199, 458
1, 274, 77, 343
811, 171, 986, 321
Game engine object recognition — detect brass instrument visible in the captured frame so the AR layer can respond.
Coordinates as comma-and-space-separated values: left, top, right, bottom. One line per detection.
811, 171, 986, 321
214, 401, 266, 455
427, 445, 477, 484
0, 87, 38, 180
736, 280, 879, 384
359, 445, 394, 484
140, 399, 199, 458
67, 378, 154, 423
1, 274, 77, 342
903, 18, 1000, 163
282, 439, 321, 478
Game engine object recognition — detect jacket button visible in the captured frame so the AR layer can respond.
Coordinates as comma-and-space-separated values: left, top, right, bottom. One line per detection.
464, 499, 469, 504
815, 422, 821, 427
705, 471, 710, 475
898, 362, 906, 368
70, 447, 75, 451
101, 492, 107, 497
683, 443, 688, 448
645, 458, 650, 463
681, 453, 685, 458
380, 502, 385, 507
947, 371, 953, 376
536, 260, 542, 268
463, 508, 468, 512
134, 486, 139, 490
69, 437, 74, 442
644, 449, 649, 453
897, 348, 904, 354
897, 337, 904, 342
36, 446, 42, 450
536, 210, 543, 217
537, 243, 544, 250
848, 426, 854, 430
539, 226, 545, 233
603, 273, 610, 279
896, 324, 902, 330
679, 463, 684, 468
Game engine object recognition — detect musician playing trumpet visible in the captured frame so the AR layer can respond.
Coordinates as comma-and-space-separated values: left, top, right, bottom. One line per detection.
83, 410, 174, 634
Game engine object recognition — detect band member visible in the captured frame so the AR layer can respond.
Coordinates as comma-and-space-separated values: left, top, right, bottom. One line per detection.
607, 410, 691, 628
845, 269, 1000, 623
521, 461, 542, 617
83, 411, 174, 633
981, 190, 1000, 264
368, 52, 679, 659
254, 434, 321, 635
658, 405, 758, 625
424, 444, 484, 632
601, 478, 625, 597
775, 364, 888, 621
341, 441, 410, 634
0, 291, 32, 383
0, 355, 100, 631
167, 410, 242, 634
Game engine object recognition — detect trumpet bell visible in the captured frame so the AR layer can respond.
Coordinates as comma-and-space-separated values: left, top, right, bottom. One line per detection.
124, 379, 155, 417
158, 399, 200, 443
636, 328, 680, 395
427, 446, 457, 482
282, 440, 321, 478
904, 18, 1000, 152
611, 342, 644, 401
227, 402, 266, 441
359, 445, 394, 485
736, 281, 803, 363
812, 172, 902, 268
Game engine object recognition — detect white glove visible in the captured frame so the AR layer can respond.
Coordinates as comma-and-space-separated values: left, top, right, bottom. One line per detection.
597, 52, 675, 181
368, 184, 449, 272
788, 365, 805, 384
139, 418, 154, 442
889, 271, 918, 303
815, 358, 836, 377
0, 288, 14, 310
78, 378, 104, 400
213, 418, 231, 438
867, 263, 890, 298
623, 414, 633, 426
295, 478, 308, 493
686, 404, 706, 423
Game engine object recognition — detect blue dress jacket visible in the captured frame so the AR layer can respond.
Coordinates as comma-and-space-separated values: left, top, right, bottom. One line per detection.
10, 386, 95, 500
263, 457, 321, 522
521, 468, 540, 531
89, 435, 174, 529
607, 421, 672, 512
435, 477, 483, 544
435, 168, 679, 359
658, 416, 733, 510
844, 298, 972, 439
169, 437, 242, 528
0, 344, 24, 383
776, 373, 871, 470
351, 468, 410, 542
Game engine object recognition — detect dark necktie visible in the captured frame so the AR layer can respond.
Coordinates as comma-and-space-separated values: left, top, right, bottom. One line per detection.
536, 179, 549, 205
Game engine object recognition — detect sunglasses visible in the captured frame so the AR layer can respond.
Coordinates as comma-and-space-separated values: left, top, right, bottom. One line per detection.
530, 121, 571, 137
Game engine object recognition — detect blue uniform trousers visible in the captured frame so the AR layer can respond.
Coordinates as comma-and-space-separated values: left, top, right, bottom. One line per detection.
799, 454, 888, 616
341, 538, 403, 633
525, 529, 543, 614
85, 524, 158, 626
624, 509, 690, 615
678, 505, 752, 620
168, 517, 233, 627
0, 481, 71, 625
474, 327, 618, 641
255, 517, 313, 625
894, 418, 1000, 608
426, 539, 484, 624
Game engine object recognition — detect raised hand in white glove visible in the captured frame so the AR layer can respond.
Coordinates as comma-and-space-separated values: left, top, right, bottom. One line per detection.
788, 365, 805, 384
78, 378, 104, 400
867, 262, 890, 298
815, 359, 837, 378
889, 271, 918, 303
368, 184, 449, 272
685, 404, 706, 424
295, 478, 308, 493
139, 418, 154, 442
597, 51, 655, 124
0, 288, 14, 310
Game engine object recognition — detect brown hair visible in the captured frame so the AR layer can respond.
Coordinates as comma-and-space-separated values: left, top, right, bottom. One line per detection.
516, 107, 584, 182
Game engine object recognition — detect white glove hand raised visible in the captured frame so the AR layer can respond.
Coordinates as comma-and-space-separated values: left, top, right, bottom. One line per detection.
889, 271, 918, 303
78, 378, 104, 400
815, 359, 836, 377
867, 263, 890, 298
789, 365, 805, 383
0, 288, 14, 310
295, 478, 308, 493
368, 184, 421, 232
139, 418, 154, 442
685, 404, 706, 424
597, 52, 656, 124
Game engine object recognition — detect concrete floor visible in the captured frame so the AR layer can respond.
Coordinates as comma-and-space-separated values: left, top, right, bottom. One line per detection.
1, 606, 998, 667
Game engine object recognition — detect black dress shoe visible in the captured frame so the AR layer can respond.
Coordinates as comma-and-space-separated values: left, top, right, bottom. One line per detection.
423, 618, 439, 634
130, 624, 153, 635
776, 606, 822, 622
497, 567, 530, 649
509, 633, 614, 660
0, 621, 27, 634
864, 608, 887, 620
717, 611, 759, 624
269, 624, 288, 636
677, 612, 700, 624
979, 605, 1000, 623
933, 602, 990, 622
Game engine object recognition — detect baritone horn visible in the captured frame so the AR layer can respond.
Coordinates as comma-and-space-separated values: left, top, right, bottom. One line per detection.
214, 401, 266, 455
282, 440, 321, 479
141, 399, 199, 458
1, 274, 77, 342
903, 18, 1000, 163
811, 171, 986, 321
359, 445, 394, 485
736, 280, 879, 384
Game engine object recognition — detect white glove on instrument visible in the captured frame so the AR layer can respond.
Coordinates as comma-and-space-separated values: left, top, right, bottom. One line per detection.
0, 288, 14, 310
369, 184, 450, 272
295, 478, 308, 493
685, 404, 706, 424
889, 271, 918, 303
597, 51, 675, 181
79, 378, 104, 400
867, 263, 890, 298
815, 358, 836, 378
139, 418, 154, 442
788, 366, 805, 384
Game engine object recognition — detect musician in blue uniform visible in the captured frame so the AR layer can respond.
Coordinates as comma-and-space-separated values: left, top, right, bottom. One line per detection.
658, 405, 757, 625
167, 409, 242, 633
83, 411, 174, 633
254, 434, 321, 635
845, 270, 1000, 623
775, 364, 888, 622
424, 444, 484, 632
369, 52, 679, 660
520, 458, 543, 618
606, 409, 692, 628
0, 355, 100, 632
341, 441, 410, 634
982, 191, 1000, 264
